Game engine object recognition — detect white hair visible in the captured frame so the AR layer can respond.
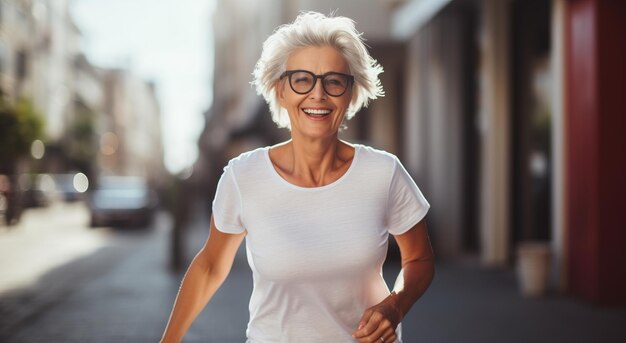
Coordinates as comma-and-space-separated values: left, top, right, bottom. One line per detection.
252, 11, 384, 129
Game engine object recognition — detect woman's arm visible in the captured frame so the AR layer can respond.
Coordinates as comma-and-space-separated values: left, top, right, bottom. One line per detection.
389, 219, 435, 316
352, 219, 434, 342
160, 215, 246, 343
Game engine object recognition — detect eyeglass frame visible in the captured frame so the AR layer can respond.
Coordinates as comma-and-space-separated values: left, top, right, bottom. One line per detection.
279, 70, 354, 97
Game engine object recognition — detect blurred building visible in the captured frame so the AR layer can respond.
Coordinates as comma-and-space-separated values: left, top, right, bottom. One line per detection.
200, 0, 625, 305
393, 0, 625, 306
98, 68, 167, 186
30, 0, 80, 144
0, 0, 36, 101
1, 0, 91, 173
0, 0, 167, 190
70, 53, 104, 177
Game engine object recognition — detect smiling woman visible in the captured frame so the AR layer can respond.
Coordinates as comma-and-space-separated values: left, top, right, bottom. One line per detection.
252, 11, 384, 129
161, 11, 434, 343
276, 45, 353, 141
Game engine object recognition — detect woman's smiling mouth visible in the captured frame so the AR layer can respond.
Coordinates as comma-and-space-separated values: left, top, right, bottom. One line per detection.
302, 108, 332, 118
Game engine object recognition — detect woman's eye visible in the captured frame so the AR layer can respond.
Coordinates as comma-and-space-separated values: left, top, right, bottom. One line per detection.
326, 78, 343, 86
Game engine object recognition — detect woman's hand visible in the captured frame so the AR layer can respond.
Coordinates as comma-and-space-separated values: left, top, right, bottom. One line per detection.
351, 293, 403, 343
352, 219, 434, 342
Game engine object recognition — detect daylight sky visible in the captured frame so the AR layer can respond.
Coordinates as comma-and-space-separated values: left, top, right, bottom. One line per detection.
71, 0, 215, 174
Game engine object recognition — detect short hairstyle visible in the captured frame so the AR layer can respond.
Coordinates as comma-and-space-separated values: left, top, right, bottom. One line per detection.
252, 11, 384, 129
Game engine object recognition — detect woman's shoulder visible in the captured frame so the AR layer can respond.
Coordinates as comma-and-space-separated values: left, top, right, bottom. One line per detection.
354, 143, 399, 165
348, 143, 401, 179
226, 146, 268, 171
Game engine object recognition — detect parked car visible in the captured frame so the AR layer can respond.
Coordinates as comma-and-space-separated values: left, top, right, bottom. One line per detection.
88, 176, 157, 228
20, 174, 56, 208
50, 173, 88, 202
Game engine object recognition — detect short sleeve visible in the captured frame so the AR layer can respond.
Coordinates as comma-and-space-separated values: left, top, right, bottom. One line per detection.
212, 162, 245, 234
386, 157, 430, 235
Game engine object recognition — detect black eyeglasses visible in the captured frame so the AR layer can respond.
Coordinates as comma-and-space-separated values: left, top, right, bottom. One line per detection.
280, 70, 354, 97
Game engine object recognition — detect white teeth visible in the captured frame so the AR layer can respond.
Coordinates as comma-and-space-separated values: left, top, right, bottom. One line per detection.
303, 108, 332, 116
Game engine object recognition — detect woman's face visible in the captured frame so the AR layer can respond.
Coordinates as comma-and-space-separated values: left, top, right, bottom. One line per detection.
277, 45, 353, 140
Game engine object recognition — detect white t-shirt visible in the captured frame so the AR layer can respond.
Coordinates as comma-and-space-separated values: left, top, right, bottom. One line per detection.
212, 144, 430, 343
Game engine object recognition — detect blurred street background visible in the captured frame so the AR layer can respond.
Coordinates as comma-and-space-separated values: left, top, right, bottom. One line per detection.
1, 0, 625, 342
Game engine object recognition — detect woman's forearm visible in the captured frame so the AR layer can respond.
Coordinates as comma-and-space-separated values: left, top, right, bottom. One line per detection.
390, 259, 435, 319
160, 253, 228, 343
386, 220, 435, 320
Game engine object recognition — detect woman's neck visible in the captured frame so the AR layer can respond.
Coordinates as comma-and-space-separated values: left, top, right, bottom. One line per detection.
282, 135, 350, 187
292, 135, 338, 180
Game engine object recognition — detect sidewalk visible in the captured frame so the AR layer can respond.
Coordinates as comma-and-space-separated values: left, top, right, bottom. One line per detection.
3, 207, 625, 342
2, 207, 252, 343
399, 263, 626, 342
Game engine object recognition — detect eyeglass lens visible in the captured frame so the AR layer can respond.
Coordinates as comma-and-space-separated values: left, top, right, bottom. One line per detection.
288, 71, 350, 96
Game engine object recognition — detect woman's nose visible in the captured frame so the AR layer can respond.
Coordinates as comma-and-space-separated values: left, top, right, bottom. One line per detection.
309, 79, 327, 99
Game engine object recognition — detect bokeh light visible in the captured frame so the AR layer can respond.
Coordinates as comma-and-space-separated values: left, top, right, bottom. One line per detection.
100, 132, 119, 156
30, 140, 45, 160
73, 173, 89, 193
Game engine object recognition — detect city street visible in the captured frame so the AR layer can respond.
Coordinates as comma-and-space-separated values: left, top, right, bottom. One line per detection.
1, 202, 625, 342
1, 1, 624, 342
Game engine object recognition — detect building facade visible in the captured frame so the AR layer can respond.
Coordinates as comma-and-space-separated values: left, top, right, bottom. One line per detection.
98, 68, 167, 185
394, 0, 626, 304
0, 0, 167, 191
0, 0, 37, 101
